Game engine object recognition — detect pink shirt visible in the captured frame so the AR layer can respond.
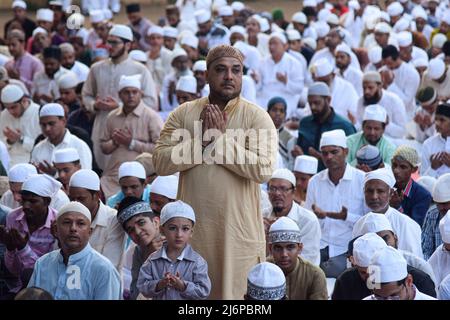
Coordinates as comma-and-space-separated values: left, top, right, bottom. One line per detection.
4, 52, 44, 92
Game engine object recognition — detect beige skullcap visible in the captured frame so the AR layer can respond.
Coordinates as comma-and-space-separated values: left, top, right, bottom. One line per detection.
393, 145, 420, 167
206, 45, 244, 68
363, 71, 382, 83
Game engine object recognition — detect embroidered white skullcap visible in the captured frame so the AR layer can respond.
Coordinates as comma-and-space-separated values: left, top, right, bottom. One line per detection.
397, 31, 413, 47
439, 210, 450, 243
303, 37, 317, 51
1, 84, 24, 104
412, 7, 427, 20
231, 1, 245, 12
230, 25, 246, 36
118, 74, 142, 91
54, 148, 80, 164
22, 174, 62, 197
32, 27, 48, 37
327, 14, 339, 26
293, 155, 318, 175
313, 21, 330, 38
118, 161, 146, 180
151, 175, 179, 200
304, 0, 317, 7
36, 9, 54, 22
247, 262, 286, 300
271, 168, 296, 187
8, 164, 37, 183
147, 25, 163, 36
180, 34, 198, 48
427, 58, 446, 80
39, 103, 65, 117
432, 173, 450, 203
416, 176, 437, 195
163, 26, 178, 38
56, 201, 91, 222
268, 216, 302, 244
353, 212, 394, 238
320, 129, 347, 149
170, 48, 188, 64
109, 24, 133, 41
368, 246, 408, 283
69, 169, 100, 191
311, 58, 333, 78
292, 12, 307, 24
176, 75, 197, 94
374, 22, 392, 34
160, 200, 195, 225
57, 71, 79, 89
413, 58, 429, 69
218, 5, 233, 16
307, 81, 330, 96
193, 60, 207, 72
89, 10, 105, 24
286, 29, 301, 41
364, 168, 396, 189
195, 9, 211, 24
387, 2, 404, 17
335, 43, 353, 57
363, 104, 387, 123
353, 233, 388, 268
12, 0, 26, 9
129, 50, 148, 63
269, 32, 287, 44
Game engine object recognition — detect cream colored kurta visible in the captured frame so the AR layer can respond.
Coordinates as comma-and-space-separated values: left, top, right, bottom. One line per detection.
153, 96, 278, 299
81, 57, 158, 170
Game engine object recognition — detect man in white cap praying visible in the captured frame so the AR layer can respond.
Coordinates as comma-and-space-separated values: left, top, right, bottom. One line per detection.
59, 43, 90, 83
305, 129, 366, 278
266, 169, 321, 266
334, 43, 363, 96
31, 103, 92, 175
267, 217, 327, 299
364, 246, 436, 300
57, 71, 84, 115
175, 75, 198, 106
86, 10, 109, 50
4, 1, 37, 41
397, 31, 428, 64
27, 201, 122, 300
162, 26, 179, 51
428, 212, 450, 286
68, 170, 126, 271
82, 24, 157, 171
245, 262, 286, 300
292, 155, 318, 205
421, 58, 450, 101
149, 174, 178, 216
0, 84, 41, 167
53, 148, 81, 194
100, 77, 162, 198
194, 8, 230, 56
193, 60, 209, 98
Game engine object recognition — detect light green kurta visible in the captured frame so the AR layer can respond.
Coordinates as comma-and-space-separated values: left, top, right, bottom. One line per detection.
153, 96, 277, 299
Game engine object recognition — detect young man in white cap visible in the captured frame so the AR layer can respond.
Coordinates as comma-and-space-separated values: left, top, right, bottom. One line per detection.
397, 31, 428, 64
245, 262, 286, 300
145, 26, 173, 92
175, 75, 198, 106
192, 60, 209, 97
347, 104, 396, 167
268, 217, 327, 299
428, 213, 450, 286
194, 9, 230, 56
82, 24, 158, 171
59, 43, 90, 83
4, 1, 36, 41
292, 155, 318, 204
180, 34, 200, 64
266, 169, 321, 266
106, 161, 151, 209
163, 26, 179, 51
305, 129, 366, 278
149, 174, 178, 216
0, 84, 41, 167
27, 201, 122, 300
68, 169, 126, 271
53, 148, 81, 194
86, 10, 109, 50
31, 103, 92, 176
414, 86, 438, 143
56, 72, 81, 114
420, 58, 450, 101
334, 43, 363, 96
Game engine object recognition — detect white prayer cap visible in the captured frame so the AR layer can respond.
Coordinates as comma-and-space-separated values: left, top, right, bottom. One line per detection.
170, 48, 188, 64
118, 161, 146, 180
387, 2, 404, 17
318, 8, 331, 22
163, 26, 178, 38
303, 37, 317, 51
195, 9, 211, 24
304, 0, 317, 7
231, 1, 245, 11
129, 50, 148, 63
416, 176, 437, 195
118, 74, 142, 91
151, 175, 179, 199
432, 173, 450, 203
439, 274, 450, 300
1, 84, 24, 104
259, 17, 270, 33
353, 212, 394, 238
432, 33, 447, 49
379, 11, 391, 24
374, 22, 392, 34
69, 169, 100, 191
193, 60, 207, 72
311, 58, 333, 78
393, 19, 411, 33
32, 27, 48, 37
313, 21, 330, 38
56, 201, 91, 222
442, 10, 450, 25
397, 31, 413, 47
12, 1, 26, 9
102, 9, 112, 21
57, 72, 79, 90
353, 233, 387, 268
307, 81, 330, 96
363, 104, 387, 123
247, 262, 286, 300
39, 103, 65, 117
327, 14, 340, 26
22, 174, 62, 198
427, 58, 446, 80
218, 5, 233, 16
413, 58, 429, 69
230, 25, 246, 36
268, 216, 302, 244
348, 0, 360, 11
270, 168, 296, 187
439, 212, 450, 243
292, 12, 307, 24
412, 7, 427, 20
286, 29, 301, 41
109, 24, 133, 42
180, 34, 198, 48
54, 148, 80, 164
369, 246, 408, 283
293, 155, 318, 174
335, 43, 353, 57
364, 168, 396, 189
49, 0, 63, 6
36, 9, 54, 22
269, 32, 287, 45
89, 10, 105, 23
176, 75, 197, 94
160, 200, 195, 225
147, 25, 163, 36
8, 164, 38, 183
320, 129, 347, 149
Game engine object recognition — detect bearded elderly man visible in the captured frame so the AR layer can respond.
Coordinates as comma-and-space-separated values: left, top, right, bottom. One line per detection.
153, 45, 278, 299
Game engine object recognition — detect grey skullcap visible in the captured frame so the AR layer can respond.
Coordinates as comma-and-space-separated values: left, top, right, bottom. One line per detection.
307, 82, 330, 97
363, 71, 382, 83
356, 145, 383, 170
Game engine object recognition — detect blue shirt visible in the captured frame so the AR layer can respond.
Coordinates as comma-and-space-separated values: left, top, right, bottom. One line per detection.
106, 185, 151, 209
28, 243, 122, 300
397, 180, 432, 227
422, 205, 443, 260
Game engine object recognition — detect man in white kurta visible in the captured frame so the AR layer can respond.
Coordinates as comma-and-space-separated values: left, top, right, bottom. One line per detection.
334, 43, 363, 97
145, 26, 173, 92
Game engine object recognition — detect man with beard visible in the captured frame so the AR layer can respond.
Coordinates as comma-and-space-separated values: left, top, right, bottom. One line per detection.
59, 43, 90, 83
334, 43, 363, 96
126, 3, 153, 52
355, 71, 408, 140
294, 82, 355, 171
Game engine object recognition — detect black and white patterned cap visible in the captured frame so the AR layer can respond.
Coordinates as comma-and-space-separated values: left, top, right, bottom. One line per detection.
247, 262, 286, 300
117, 201, 152, 225
268, 216, 302, 244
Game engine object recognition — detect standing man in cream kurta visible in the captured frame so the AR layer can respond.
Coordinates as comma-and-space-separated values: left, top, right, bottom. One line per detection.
82, 24, 158, 171
153, 45, 278, 299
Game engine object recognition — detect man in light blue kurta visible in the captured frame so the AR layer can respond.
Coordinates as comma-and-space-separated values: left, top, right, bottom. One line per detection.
28, 202, 122, 300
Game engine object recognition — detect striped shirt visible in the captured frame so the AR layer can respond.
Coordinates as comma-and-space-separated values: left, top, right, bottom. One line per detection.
421, 205, 443, 260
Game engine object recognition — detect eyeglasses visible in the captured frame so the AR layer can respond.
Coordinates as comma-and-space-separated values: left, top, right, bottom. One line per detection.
372, 284, 405, 300
268, 186, 294, 194
106, 40, 123, 47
